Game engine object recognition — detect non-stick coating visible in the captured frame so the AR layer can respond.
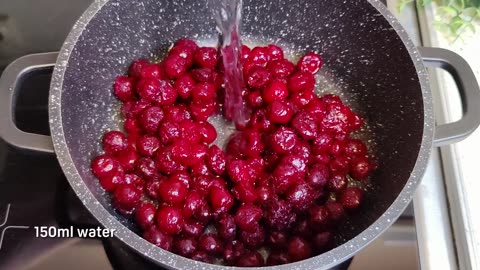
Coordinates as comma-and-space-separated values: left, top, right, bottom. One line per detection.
49, 0, 432, 269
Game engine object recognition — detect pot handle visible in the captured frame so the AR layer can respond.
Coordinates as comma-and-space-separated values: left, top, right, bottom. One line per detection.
0, 53, 58, 153
419, 47, 480, 146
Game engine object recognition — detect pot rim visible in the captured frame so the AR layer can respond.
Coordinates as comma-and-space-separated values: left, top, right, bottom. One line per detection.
48, 0, 434, 269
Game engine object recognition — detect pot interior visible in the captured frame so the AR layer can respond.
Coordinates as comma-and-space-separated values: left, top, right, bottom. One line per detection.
57, 0, 424, 258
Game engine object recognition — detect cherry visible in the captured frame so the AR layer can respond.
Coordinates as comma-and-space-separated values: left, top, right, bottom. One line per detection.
143, 225, 173, 251
307, 163, 330, 188
190, 144, 208, 166
328, 174, 347, 192
291, 140, 312, 164
262, 80, 289, 104
329, 155, 351, 175
239, 224, 265, 248
263, 198, 296, 231
236, 251, 265, 267
135, 203, 156, 229
170, 140, 193, 166
304, 98, 326, 121
246, 90, 264, 108
198, 234, 223, 255
180, 120, 202, 145
268, 59, 295, 79
344, 139, 368, 157
217, 214, 237, 241
267, 100, 294, 124
198, 121, 217, 144
174, 237, 197, 258
312, 132, 334, 154
267, 252, 290, 266
312, 231, 333, 250
224, 241, 246, 265
308, 205, 330, 228
145, 178, 162, 199
102, 131, 127, 155
249, 46, 270, 66
326, 201, 345, 223
239, 130, 265, 158
209, 186, 234, 214
124, 173, 144, 191
158, 179, 188, 205
175, 74, 195, 99
206, 145, 226, 175
284, 182, 316, 211
163, 104, 191, 122
194, 47, 218, 69
113, 76, 135, 102
288, 236, 312, 262
113, 184, 141, 212
227, 159, 254, 183
297, 52, 323, 74
156, 206, 184, 235
291, 111, 318, 140
321, 103, 352, 135
192, 82, 216, 102
135, 157, 157, 179
241, 45, 251, 62
116, 148, 139, 172
139, 106, 164, 134
267, 44, 284, 61
91, 155, 122, 179
182, 191, 203, 218
195, 203, 213, 224
329, 140, 345, 157
233, 182, 258, 204
288, 71, 315, 93
122, 100, 150, 118
164, 54, 188, 79
170, 171, 191, 189
350, 156, 373, 180
249, 108, 274, 132
340, 187, 363, 209
157, 80, 178, 106
136, 135, 160, 157
99, 170, 124, 192
191, 251, 212, 263
189, 99, 217, 121
129, 59, 150, 78
267, 231, 288, 248
136, 78, 161, 103
234, 204, 262, 232
190, 160, 212, 177
183, 220, 204, 237
247, 66, 272, 88
190, 67, 214, 83
291, 90, 315, 108
158, 121, 181, 144
124, 118, 142, 135
155, 146, 181, 175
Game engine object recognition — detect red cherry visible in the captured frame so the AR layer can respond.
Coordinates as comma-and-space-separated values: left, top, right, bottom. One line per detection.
102, 131, 127, 155
194, 47, 218, 69
113, 76, 135, 102
340, 187, 363, 209
288, 236, 312, 262
287, 71, 315, 93
209, 186, 234, 214
262, 80, 289, 104
158, 179, 188, 205
91, 155, 122, 179
156, 206, 184, 235
297, 52, 323, 74
135, 203, 156, 229
143, 226, 173, 251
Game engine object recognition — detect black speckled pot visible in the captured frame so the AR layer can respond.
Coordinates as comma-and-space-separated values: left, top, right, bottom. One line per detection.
1, 0, 479, 269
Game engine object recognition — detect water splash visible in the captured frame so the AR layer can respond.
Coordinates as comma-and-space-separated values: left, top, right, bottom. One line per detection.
209, 0, 248, 127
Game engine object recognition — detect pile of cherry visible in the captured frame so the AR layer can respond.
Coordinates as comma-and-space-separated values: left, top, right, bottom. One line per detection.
91, 39, 375, 267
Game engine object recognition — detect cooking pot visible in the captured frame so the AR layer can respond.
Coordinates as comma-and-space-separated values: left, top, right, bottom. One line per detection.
1, 0, 480, 269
